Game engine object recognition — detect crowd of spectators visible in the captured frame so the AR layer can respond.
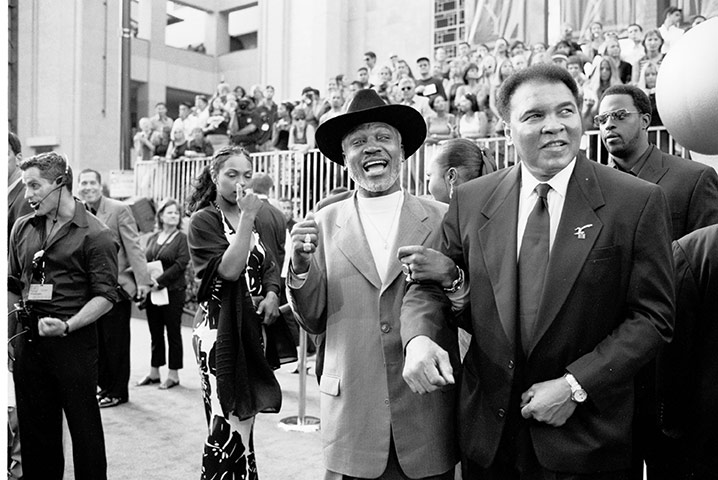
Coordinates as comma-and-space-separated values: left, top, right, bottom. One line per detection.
132, 7, 708, 164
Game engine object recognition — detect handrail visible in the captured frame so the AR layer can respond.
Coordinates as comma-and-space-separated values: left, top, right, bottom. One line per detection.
135, 127, 687, 220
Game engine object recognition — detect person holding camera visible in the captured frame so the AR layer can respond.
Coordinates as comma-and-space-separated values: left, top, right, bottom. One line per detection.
8, 152, 120, 479
228, 95, 263, 153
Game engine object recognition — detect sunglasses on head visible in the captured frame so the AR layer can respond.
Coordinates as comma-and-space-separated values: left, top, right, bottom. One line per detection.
593, 108, 641, 127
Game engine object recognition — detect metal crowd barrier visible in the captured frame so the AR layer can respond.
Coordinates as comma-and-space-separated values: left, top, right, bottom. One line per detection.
134, 127, 687, 220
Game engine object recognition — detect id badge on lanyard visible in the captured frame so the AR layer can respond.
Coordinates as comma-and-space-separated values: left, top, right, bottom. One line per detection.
27, 249, 54, 301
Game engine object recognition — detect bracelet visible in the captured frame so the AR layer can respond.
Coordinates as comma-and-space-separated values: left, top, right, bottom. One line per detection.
443, 266, 465, 294
61, 321, 70, 337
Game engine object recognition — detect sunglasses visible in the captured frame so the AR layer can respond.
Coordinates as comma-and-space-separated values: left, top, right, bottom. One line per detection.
593, 108, 641, 127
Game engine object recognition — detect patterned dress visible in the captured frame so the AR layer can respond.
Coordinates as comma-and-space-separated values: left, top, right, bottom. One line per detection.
191, 203, 270, 480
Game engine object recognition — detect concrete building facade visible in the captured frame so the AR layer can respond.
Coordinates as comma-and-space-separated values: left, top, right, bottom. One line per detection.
13, 0, 433, 181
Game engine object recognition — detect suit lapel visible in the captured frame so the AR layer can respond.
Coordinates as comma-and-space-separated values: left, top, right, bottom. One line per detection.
527, 155, 604, 357
383, 193, 432, 295
333, 195, 382, 289
479, 166, 520, 348
637, 146, 669, 184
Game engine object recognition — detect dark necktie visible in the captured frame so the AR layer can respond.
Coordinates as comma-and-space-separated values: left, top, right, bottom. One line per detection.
518, 183, 551, 355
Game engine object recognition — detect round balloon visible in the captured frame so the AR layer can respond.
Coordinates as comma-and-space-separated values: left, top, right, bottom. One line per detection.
656, 17, 718, 154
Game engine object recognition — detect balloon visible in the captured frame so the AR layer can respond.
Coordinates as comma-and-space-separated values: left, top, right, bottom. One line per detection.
656, 18, 718, 155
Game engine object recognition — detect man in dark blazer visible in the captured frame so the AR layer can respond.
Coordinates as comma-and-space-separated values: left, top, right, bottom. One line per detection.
657, 225, 718, 479
78, 169, 152, 408
401, 65, 675, 478
597, 84, 718, 480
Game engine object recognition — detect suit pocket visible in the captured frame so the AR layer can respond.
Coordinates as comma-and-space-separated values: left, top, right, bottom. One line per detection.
319, 374, 340, 396
586, 245, 619, 262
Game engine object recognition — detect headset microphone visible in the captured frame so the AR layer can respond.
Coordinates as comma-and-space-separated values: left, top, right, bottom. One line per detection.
29, 180, 65, 210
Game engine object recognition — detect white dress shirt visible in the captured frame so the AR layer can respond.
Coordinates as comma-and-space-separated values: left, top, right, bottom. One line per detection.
517, 159, 576, 259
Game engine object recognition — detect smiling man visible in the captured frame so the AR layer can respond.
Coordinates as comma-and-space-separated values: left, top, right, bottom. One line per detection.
78, 169, 152, 407
402, 64, 675, 479
597, 84, 718, 480
287, 89, 459, 479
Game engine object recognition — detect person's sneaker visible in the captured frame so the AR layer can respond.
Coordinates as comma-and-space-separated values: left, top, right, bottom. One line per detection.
98, 396, 127, 408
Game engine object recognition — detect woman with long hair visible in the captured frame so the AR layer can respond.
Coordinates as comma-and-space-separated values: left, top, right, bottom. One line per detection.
137, 199, 190, 390
444, 58, 467, 114
600, 37, 632, 84
489, 57, 515, 132
426, 138, 496, 360
426, 95, 457, 144
186, 146, 282, 479
455, 63, 490, 112
631, 29, 665, 84
457, 92, 489, 140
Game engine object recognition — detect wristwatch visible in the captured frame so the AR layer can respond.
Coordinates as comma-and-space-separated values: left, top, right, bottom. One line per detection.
443, 266, 465, 294
61, 321, 70, 337
564, 373, 587, 403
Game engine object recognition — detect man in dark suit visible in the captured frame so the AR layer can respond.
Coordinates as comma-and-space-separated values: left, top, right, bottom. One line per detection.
657, 225, 718, 479
597, 84, 718, 241
8, 132, 34, 236
401, 64, 675, 478
596, 84, 718, 480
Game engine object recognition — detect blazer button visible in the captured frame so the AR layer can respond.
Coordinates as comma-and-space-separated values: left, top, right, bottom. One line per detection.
385, 398, 390, 405
498, 408, 506, 418
380, 323, 391, 333
508, 360, 514, 369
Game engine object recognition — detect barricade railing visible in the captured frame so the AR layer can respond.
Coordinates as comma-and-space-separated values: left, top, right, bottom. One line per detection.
135, 126, 686, 220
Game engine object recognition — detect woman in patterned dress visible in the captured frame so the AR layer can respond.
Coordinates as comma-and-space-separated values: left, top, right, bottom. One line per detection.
186, 146, 282, 479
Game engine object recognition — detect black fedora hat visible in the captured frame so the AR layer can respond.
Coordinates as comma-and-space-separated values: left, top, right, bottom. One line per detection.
315, 89, 427, 165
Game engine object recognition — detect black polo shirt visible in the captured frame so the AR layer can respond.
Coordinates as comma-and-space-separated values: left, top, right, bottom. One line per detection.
9, 199, 120, 317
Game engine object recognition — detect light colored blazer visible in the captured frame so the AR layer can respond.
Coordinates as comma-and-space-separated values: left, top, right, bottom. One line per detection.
288, 191, 458, 478
94, 196, 151, 297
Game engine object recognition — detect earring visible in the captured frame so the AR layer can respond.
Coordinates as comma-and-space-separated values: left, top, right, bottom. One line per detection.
449, 180, 455, 199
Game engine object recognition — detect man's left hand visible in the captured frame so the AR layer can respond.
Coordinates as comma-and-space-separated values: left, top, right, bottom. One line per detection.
520, 377, 577, 426
403, 335, 454, 394
397, 245, 456, 287
38, 317, 67, 337
257, 291, 280, 325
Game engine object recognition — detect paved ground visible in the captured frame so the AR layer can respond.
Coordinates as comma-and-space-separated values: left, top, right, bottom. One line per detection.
64, 317, 324, 479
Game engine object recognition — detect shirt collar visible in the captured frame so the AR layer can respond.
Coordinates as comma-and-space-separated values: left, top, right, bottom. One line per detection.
519, 158, 576, 199
609, 144, 653, 176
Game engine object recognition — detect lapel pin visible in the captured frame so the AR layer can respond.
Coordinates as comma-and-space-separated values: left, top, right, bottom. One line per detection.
574, 224, 593, 239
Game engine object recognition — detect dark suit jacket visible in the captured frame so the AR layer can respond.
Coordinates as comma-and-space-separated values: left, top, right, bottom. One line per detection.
253, 200, 287, 268
144, 230, 190, 292
8, 180, 34, 237
657, 225, 718, 476
402, 154, 675, 473
635, 145, 718, 240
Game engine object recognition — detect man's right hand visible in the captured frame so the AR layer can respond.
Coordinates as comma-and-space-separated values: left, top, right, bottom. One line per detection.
290, 213, 318, 274
403, 335, 454, 394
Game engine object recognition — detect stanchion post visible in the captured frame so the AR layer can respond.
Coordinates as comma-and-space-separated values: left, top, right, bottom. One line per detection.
279, 316, 320, 432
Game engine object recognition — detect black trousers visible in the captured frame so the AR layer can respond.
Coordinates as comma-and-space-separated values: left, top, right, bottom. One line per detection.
97, 298, 131, 400
13, 326, 107, 480
145, 289, 184, 370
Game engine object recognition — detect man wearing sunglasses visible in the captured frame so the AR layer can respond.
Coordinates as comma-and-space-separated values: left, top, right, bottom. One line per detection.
597, 84, 718, 480
8, 152, 120, 479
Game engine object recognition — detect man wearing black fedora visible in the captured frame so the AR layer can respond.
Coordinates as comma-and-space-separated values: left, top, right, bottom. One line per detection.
287, 89, 459, 479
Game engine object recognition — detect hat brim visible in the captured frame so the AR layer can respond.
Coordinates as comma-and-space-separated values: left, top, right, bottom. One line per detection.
315, 103, 427, 165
